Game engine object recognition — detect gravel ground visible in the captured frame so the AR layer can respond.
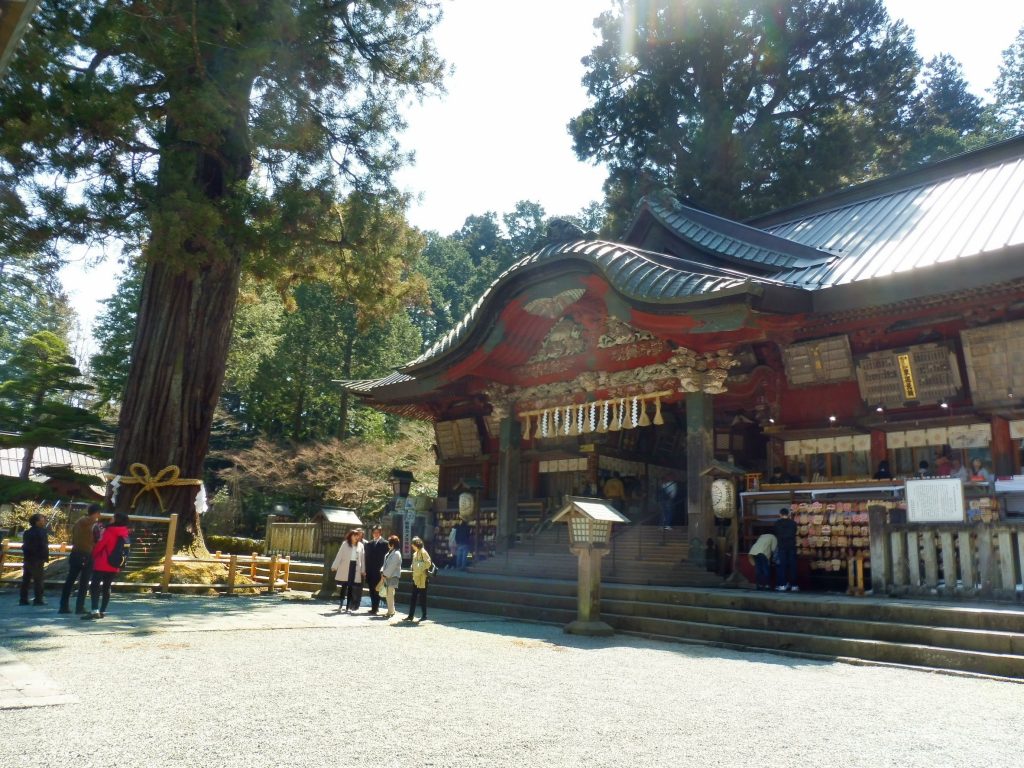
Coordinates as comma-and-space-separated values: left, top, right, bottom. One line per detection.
1, 593, 1022, 768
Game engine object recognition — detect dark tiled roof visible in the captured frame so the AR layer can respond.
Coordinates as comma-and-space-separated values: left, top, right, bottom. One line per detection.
631, 194, 834, 272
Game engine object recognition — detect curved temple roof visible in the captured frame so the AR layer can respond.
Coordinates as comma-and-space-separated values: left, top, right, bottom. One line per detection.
341, 137, 1024, 401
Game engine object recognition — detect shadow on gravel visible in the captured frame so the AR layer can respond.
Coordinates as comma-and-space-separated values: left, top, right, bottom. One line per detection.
438, 614, 832, 671
0, 591, 297, 640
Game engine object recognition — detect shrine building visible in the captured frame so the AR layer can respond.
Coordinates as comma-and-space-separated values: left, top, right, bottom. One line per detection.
342, 136, 1024, 590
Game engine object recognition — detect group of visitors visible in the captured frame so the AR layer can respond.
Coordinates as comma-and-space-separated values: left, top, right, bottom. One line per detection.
18, 503, 133, 620
330, 525, 433, 622
748, 507, 799, 592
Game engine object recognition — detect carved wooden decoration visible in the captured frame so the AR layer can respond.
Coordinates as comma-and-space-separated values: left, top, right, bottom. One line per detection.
522, 288, 585, 319
526, 317, 587, 362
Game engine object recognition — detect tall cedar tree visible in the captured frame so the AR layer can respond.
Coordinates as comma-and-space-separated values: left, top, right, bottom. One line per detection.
993, 27, 1024, 134
0, 2, 443, 547
569, 0, 922, 226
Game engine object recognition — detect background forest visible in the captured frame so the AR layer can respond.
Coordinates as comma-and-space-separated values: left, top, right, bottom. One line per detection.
2, 1, 1024, 531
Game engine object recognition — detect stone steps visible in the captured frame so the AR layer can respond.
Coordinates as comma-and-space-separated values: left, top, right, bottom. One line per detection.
399, 573, 1024, 678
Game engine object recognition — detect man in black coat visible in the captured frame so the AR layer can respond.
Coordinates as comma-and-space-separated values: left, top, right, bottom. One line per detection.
364, 525, 389, 615
772, 508, 799, 592
20, 513, 50, 606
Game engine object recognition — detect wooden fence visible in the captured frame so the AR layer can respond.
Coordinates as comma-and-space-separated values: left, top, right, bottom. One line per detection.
265, 521, 321, 559
2, 513, 290, 595
870, 520, 1024, 600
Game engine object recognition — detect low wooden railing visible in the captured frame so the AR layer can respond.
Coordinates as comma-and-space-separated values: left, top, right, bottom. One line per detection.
869, 514, 1024, 600
265, 521, 321, 559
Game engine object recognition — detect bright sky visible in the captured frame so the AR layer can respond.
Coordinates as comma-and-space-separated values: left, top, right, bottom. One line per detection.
61, 0, 1024, 351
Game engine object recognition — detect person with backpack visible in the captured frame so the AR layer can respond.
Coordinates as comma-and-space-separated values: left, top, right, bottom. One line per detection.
404, 536, 432, 622
59, 504, 102, 614
82, 511, 131, 620
19, 513, 50, 606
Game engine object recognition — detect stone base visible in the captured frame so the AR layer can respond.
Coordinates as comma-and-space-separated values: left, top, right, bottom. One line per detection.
564, 619, 615, 637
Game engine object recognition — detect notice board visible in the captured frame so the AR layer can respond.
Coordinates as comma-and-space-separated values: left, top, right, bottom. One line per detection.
905, 478, 965, 523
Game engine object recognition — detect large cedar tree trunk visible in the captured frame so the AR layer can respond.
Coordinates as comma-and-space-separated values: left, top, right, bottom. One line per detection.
111, 65, 255, 551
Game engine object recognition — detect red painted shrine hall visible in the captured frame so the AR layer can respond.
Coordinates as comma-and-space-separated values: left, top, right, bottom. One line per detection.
342, 136, 1024, 591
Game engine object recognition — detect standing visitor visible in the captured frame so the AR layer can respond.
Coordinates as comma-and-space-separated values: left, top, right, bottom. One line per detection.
748, 532, 777, 591
772, 508, 799, 592
83, 511, 131, 620
330, 528, 366, 613
657, 474, 678, 530
19, 513, 49, 606
364, 525, 389, 615
380, 535, 402, 619
969, 458, 993, 486
453, 517, 471, 570
59, 504, 102, 614
404, 536, 432, 622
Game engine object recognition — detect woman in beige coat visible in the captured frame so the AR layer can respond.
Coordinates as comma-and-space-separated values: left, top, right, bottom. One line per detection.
331, 528, 366, 613
403, 536, 432, 622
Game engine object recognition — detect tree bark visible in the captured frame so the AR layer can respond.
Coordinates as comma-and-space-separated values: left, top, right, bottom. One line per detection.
111, 37, 257, 551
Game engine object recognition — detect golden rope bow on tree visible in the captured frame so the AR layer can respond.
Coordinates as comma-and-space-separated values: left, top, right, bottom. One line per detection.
115, 463, 203, 512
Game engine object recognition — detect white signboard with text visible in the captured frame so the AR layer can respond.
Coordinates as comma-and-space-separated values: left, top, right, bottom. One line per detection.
905, 478, 965, 523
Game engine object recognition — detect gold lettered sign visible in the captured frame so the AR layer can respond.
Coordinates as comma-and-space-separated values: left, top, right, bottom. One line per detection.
897, 354, 917, 400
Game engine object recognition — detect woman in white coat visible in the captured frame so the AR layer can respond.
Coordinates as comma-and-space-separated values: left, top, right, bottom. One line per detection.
379, 535, 402, 619
331, 528, 366, 613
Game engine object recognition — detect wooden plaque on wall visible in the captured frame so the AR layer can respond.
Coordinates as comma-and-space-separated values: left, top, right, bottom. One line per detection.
961, 320, 1024, 408
855, 342, 961, 408
783, 336, 854, 387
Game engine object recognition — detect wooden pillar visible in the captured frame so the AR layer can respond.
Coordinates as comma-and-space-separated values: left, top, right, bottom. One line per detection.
870, 430, 887, 471
991, 416, 1013, 477
159, 513, 178, 593
686, 391, 714, 564
497, 416, 522, 552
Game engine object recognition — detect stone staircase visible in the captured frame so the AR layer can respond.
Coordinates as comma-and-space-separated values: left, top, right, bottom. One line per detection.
470, 525, 721, 586
125, 525, 166, 570
399, 572, 1024, 679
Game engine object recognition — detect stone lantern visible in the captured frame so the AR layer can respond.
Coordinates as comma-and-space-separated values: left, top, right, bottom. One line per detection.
551, 496, 629, 637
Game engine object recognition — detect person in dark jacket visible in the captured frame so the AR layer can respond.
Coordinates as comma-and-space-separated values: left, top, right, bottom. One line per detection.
363, 525, 389, 615
19, 513, 49, 606
454, 518, 472, 570
773, 508, 799, 592
82, 511, 131, 620
59, 504, 102, 614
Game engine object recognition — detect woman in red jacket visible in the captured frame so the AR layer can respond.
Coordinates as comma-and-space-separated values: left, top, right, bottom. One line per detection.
82, 511, 131, 620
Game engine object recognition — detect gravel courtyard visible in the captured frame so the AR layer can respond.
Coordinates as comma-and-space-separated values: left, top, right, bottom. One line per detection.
1, 593, 1021, 768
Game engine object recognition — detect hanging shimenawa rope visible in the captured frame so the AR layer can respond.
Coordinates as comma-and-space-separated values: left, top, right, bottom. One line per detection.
106, 463, 205, 513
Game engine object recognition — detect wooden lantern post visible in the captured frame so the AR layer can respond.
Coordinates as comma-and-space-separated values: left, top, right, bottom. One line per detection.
551, 496, 630, 637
